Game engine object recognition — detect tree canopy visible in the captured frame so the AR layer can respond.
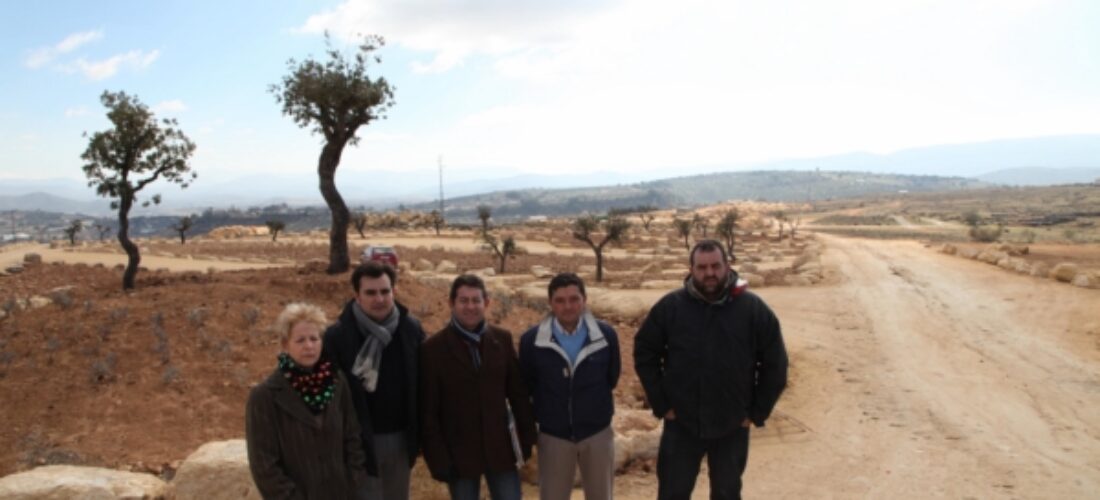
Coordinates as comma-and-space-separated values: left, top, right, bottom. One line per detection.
271, 34, 394, 273
81, 90, 196, 289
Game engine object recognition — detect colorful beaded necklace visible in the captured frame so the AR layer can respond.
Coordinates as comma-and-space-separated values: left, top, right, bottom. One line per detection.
277, 353, 336, 414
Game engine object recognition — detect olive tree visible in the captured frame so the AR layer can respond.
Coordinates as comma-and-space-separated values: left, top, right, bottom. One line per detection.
64, 219, 83, 246
572, 214, 630, 282
715, 208, 740, 261
266, 220, 286, 242
171, 215, 193, 244
271, 34, 394, 273
81, 91, 196, 290
673, 218, 693, 249
474, 205, 516, 273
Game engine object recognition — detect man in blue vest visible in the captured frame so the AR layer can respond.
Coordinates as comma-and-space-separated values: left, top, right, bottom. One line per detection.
519, 272, 621, 500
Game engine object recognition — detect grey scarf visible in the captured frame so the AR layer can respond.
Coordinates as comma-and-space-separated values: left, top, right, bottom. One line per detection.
685, 272, 737, 305
351, 303, 399, 393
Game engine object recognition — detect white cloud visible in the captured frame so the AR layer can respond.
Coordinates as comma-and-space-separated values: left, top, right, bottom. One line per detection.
25, 30, 103, 68
61, 49, 160, 81
299, 0, 607, 73
306, 0, 1100, 174
152, 100, 187, 114
64, 106, 90, 118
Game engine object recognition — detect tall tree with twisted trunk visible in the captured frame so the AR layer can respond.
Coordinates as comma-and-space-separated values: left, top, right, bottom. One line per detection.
82, 91, 196, 290
271, 34, 394, 274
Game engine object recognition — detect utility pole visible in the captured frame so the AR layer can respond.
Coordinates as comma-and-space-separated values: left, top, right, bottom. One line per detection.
437, 155, 444, 214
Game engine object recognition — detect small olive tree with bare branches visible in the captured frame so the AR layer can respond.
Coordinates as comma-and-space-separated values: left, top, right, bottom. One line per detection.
573, 214, 630, 282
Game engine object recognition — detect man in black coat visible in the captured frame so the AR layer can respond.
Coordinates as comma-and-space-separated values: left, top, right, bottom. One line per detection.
635, 239, 788, 500
324, 262, 425, 500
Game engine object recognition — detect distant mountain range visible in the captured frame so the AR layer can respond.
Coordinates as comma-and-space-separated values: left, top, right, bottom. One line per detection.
2, 134, 1097, 217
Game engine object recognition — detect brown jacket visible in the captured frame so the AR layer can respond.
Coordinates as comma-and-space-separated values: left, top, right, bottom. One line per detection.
419, 324, 537, 481
246, 368, 367, 499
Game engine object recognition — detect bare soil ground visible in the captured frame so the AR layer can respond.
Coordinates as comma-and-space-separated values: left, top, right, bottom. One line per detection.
1, 228, 1097, 498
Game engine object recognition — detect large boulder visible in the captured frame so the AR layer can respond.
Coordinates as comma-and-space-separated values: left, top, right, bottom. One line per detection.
1050, 263, 1079, 283
940, 244, 958, 255
23, 253, 43, 264
0, 465, 167, 499
612, 409, 661, 472
414, 258, 434, 271
435, 260, 457, 273
170, 440, 260, 500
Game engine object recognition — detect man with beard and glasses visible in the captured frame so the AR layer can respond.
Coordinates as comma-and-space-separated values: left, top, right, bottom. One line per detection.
323, 262, 425, 500
634, 239, 788, 500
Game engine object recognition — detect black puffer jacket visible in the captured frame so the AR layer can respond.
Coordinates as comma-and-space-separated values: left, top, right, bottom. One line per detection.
634, 276, 788, 439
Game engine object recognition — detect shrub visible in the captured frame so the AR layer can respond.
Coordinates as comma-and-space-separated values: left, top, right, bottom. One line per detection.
969, 225, 1003, 243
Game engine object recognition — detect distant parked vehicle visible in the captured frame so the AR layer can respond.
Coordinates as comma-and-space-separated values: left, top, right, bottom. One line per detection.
360, 245, 398, 267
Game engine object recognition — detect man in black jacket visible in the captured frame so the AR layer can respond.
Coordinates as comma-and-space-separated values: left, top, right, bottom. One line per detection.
635, 239, 788, 500
324, 262, 425, 500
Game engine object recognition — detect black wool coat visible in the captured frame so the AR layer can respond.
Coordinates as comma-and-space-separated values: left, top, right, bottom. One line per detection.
323, 300, 425, 476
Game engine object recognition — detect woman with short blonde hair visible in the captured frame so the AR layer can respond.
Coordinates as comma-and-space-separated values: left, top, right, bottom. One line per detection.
246, 302, 367, 499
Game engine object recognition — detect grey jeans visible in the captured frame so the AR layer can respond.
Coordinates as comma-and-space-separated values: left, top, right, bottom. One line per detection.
360, 431, 411, 500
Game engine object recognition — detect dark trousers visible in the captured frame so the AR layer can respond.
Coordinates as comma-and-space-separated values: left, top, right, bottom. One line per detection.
656, 420, 750, 500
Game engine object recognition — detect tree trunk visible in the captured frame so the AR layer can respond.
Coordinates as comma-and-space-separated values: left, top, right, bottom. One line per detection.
595, 249, 604, 282
178, 232, 186, 244
318, 142, 350, 274
498, 253, 506, 274
117, 196, 139, 290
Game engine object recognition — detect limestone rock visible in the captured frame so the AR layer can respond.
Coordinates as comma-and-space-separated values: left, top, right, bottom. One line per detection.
23, 253, 42, 264
436, 260, 457, 273
940, 244, 958, 255
471, 267, 496, 277
530, 265, 555, 279
1029, 262, 1050, 278
0, 465, 167, 499
414, 258, 434, 271
958, 248, 979, 259
1071, 272, 1098, 289
430, 243, 445, 252
1050, 263, 1079, 283
783, 275, 813, 287
977, 250, 1007, 265
27, 296, 52, 310
738, 262, 759, 273
640, 280, 681, 290
740, 272, 766, 288
791, 254, 813, 270
170, 440, 260, 500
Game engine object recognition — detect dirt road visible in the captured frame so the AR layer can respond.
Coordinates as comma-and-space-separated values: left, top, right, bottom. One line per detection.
704, 235, 1100, 499
0, 243, 287, 272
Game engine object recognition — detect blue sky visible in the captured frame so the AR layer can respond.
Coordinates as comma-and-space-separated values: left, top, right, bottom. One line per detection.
2, 0, 1099, 188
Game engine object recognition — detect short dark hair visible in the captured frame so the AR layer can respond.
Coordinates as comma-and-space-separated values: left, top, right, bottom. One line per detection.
690, 239, 729, 266
351, 261, 396, 293
449, 274, 487, 302
547, 272, 586, 299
